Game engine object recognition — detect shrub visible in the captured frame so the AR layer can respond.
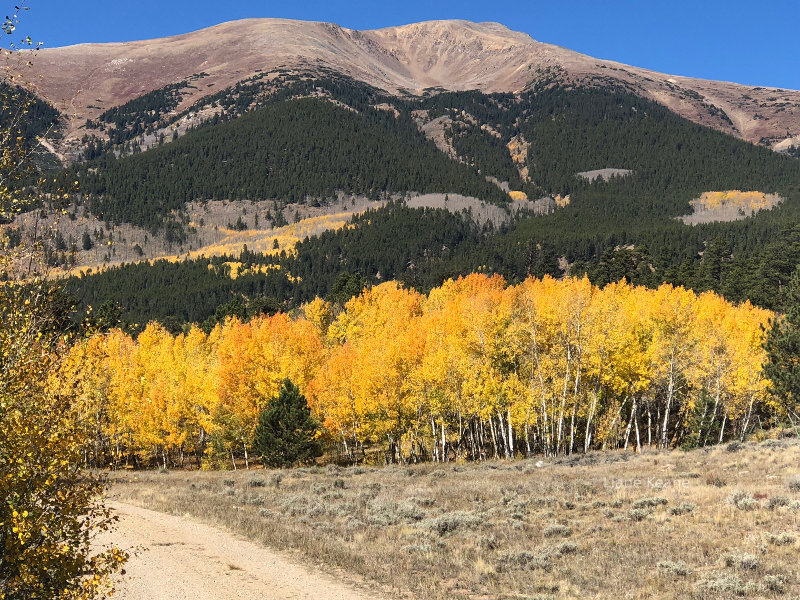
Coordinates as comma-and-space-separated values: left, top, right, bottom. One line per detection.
543, 524, 572, 538
727, 490, 759, 511
628, 508, 652, 521
632, 497, 668, 509
697, 573, 760, 596
478, 535, 499, 550
726, 441, 744, 452
763, 575, 787, 593
669, 502, 696, 516
657, 560, 690, 576
555, 541, 578, 555
723, 552, 760, 570
705, 472, 728, 487
422, 511, 482, 535
402, 544, 432, 554
766, 532, 796, 546
408, 496, 436, 507
366, 500, 425, 526
500, 550, 552, 571
767, 496, 790, 510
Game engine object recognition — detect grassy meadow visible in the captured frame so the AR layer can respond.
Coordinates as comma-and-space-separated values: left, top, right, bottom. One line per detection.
111, 439, 800, 600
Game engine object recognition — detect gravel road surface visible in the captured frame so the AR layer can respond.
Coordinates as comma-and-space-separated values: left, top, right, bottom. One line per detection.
100, 502, 384, 600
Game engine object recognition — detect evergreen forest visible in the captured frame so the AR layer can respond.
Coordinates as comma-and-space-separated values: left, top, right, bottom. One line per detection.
25, 76, 800, 328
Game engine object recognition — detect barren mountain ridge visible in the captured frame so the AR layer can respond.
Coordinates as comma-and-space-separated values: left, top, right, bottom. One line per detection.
21, 19, 800, 154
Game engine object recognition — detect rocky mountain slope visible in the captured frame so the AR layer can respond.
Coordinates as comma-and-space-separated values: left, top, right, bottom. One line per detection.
22, 19, 800, 157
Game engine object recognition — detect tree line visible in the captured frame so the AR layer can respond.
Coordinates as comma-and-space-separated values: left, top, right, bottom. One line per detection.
57, 274, 784, 469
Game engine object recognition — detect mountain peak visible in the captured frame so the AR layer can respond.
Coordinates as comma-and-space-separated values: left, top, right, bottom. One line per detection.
20, 17, 800, 151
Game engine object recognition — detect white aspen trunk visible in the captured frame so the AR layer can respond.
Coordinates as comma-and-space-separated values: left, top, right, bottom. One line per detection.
529, 316, 550, 455
569, 403, 577, 456
230, 448, 236, 470
647, 406, 653, 448
496, 411, 509, 459
457, 411, 463, 459
557, 347, 571, 453
718, 413, 727, 444
634, 403, 642, 453
479, 419, 486, 460
507, 409, 514, 459
342, 438, 350, 465
441, 420, 447, 462
661, 360, 675, 449
624, 398, 636, 450
703, 381, 721, 447
569, 356, 582, 455
525, 425, 531, 457
740, 393, 757, 441
243, 442, 249, 470
489, 417, 499, 459
584, 389, 599, 453
468, 420, 477, 461
603, 402, 623, 450
430, 419, 437, 462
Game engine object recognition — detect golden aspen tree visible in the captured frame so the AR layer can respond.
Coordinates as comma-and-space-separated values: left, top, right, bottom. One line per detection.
179, 325, 219, 466
128, 323, 180, 468
721, 301, 772, 440
689, 292, 737, 446
647, 284, 701, 448
306, 342, 365, 462
214, 313, 324, 467
515, 275, 566, 455
327, 282, 424, 462
0, 6, 126, 596
103, 329, 140, 466
409, 304, 471, 461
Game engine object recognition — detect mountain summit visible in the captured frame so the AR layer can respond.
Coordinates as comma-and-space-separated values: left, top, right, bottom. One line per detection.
24, 18, 800, 152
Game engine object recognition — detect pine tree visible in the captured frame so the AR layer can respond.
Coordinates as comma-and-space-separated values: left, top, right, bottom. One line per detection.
81, 230, 93, 251
253, 379, 322, 468
763, 266, 800, 411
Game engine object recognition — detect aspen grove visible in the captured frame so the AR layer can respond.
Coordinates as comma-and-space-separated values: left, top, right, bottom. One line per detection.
58, 274, 781, 468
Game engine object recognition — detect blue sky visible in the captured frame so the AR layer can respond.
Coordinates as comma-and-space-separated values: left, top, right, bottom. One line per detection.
12, 0, 800, 90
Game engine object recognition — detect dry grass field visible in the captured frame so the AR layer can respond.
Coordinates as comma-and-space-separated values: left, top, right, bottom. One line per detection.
110, 439, 800, 600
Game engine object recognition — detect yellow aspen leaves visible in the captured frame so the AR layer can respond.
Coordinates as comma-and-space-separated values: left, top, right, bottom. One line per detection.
60, 275, 775, 466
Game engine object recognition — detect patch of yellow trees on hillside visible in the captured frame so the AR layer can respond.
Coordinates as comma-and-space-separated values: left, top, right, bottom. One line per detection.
58, 274, 779, 468
694, 190, 779, 211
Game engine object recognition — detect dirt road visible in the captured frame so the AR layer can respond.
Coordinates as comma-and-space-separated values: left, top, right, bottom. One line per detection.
100, 502, 384, 600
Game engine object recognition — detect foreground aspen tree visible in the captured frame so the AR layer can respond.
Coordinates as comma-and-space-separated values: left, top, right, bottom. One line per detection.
0, 5, 126, 597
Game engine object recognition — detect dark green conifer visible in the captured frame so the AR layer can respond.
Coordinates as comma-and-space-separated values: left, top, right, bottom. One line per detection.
253, 379, 323, 468
763, 267, 800, 411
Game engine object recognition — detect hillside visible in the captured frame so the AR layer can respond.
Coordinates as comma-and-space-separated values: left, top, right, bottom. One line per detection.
4, 21, 800, 329
73, 95, 508, 232
53, 83, 800, 329
20, 18, 800, 157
